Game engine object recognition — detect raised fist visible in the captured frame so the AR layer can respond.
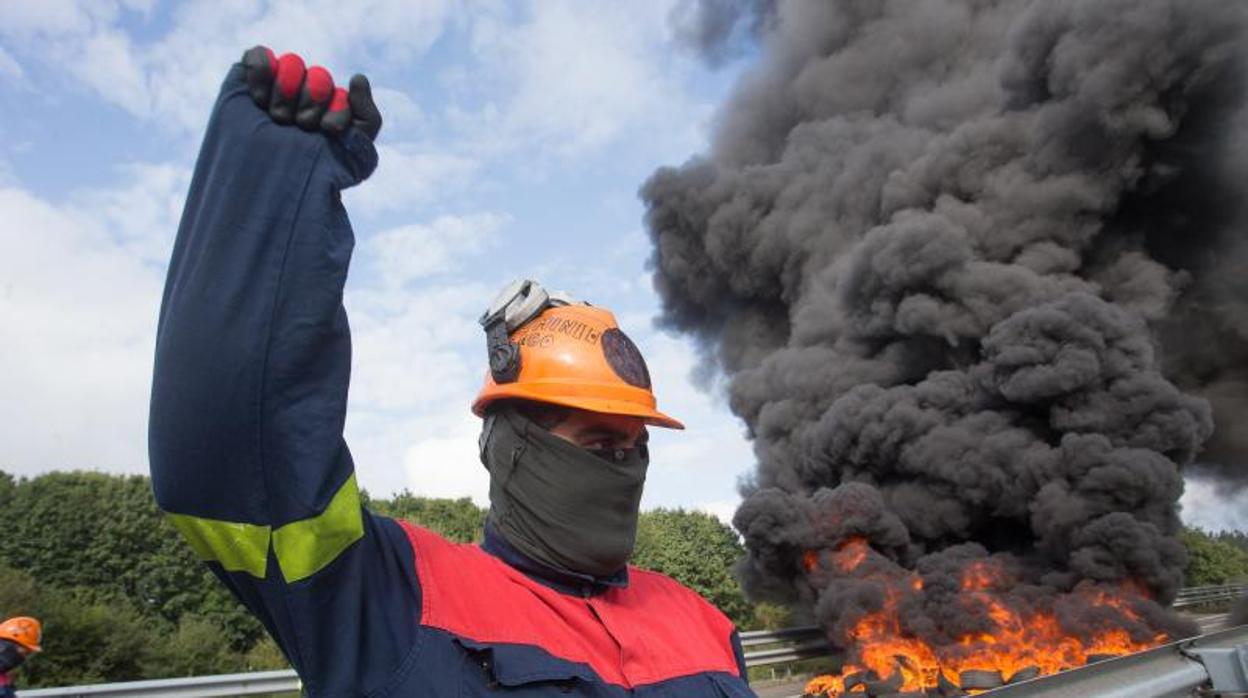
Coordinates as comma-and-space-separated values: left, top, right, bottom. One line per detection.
240, 45, 382, 141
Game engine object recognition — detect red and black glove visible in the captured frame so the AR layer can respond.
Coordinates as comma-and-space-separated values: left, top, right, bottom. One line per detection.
240, 45, 383, 141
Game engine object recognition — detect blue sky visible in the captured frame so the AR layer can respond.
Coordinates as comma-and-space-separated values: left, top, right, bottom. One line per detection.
1, 0, 1243, 532
0, 0, 760, 524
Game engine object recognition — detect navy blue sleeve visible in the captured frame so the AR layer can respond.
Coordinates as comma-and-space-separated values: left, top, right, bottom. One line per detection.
148, 64, 421, 695
731, 630, 749, 682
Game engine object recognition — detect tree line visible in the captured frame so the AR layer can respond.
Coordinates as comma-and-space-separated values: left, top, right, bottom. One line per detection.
0, 470, 757, 688
0, 469, 1243, 688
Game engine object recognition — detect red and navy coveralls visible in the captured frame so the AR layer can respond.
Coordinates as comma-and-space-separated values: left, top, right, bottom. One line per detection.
0, 639, 23, 698
149, 64, 755, 697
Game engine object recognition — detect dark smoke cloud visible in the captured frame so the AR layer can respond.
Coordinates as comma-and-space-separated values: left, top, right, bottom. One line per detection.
668, 0, 776, 67
643, 0, 1245, 651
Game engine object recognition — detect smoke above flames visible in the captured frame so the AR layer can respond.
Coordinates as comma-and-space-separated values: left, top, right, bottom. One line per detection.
646, 0, 1247, 664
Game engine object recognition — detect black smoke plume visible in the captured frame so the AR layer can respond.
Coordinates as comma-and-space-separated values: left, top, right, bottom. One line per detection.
644, 0, 1247, 661
668, 0, 776, 67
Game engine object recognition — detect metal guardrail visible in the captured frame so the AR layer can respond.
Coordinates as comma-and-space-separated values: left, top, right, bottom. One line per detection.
981, 623, 1248, 697
740, 626, 830, 667
21, 670, 300, 697
21, 584, 1247, 696
1173, 583, 1248, 608
21, 632, 826, 696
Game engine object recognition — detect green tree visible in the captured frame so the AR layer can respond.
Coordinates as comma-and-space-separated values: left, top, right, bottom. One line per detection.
243, 636, 292, 671
1215, 530, 1248, 555
147, 616, 249, 679
0, 565, 269, 688
631, 508, 753, 626
0, 470, 263, 649
0, 471, 15, 508
1182, 528, 1248, 586
748, 601, 795, 631
0, 566, 160, 687
0, 468, 775, 684
0, 565, 38, 611
368, 491, 486, 543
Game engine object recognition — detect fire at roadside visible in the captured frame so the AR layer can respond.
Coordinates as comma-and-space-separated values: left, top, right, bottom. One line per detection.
798, 537, 1171, 697
650, 0, 1248, 695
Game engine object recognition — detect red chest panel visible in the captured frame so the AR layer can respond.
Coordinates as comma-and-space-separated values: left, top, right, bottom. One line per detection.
400, 522, 740, 689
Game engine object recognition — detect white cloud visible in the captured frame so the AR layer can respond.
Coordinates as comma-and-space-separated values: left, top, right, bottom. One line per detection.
1, 0, 457, 136
0, 2, 149, 116
370, 86, 426, 136
63, 29, 150, 117
694, 499, 741, 528
343, 228, 501, 499
120, 0, 157, 16
633, 327, 754, 526
366, 212, 509, 288
73, 162, 190, 264
450, 0, 709, 161
1181, 478, 1248, 533
400, 411, 490, 503
0, 158, 14, 187
344, 145, 480, 218
347, 406, 491, 504
346, 280, 488, 411
0, 182, 168, 475
0, 168, 508, 495
0, 1, 96, 37
0, 45, 23, 80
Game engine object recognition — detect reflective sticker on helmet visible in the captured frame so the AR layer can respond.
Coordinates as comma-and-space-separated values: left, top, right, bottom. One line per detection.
602, 328, 651, 389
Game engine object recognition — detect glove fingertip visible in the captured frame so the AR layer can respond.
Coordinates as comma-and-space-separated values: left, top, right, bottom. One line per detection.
347, 74, 382, 140
328, 86, 349, 113
347, 73, 375, 107
241, 45, 272, 69
304, 66, 335, 103
274, 52, 306, 101
241, 45, 277, 107
295, 67, 334, 131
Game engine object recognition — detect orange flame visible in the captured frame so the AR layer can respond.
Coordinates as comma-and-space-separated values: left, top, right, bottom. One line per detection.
801, 544, 1171, 697
803, 550, 820, 573
834, 537, 870, 573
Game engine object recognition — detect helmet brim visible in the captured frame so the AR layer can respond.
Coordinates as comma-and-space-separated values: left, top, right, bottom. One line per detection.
474, 387, 685, 430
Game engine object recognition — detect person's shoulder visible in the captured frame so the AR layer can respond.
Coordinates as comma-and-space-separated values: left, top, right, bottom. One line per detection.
385, 518, 462, 551
627, 567, 733, 622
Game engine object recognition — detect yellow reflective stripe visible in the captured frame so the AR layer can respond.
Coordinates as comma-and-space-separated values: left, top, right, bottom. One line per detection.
164, 473, 362, 583
271, 473, 364, 583
166, 513, 271, 579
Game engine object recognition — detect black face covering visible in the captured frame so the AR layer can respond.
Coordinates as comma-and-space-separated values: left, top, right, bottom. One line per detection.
481, 408, 649, 578
0, 639, 26, 674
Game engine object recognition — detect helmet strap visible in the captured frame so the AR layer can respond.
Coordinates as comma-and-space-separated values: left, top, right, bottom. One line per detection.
479, 279, 586, 384
482, 313, 522, 383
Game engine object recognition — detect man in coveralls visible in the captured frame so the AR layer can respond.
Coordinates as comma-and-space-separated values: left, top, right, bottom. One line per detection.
0, 617, 41, 698
148, 47, 756, 697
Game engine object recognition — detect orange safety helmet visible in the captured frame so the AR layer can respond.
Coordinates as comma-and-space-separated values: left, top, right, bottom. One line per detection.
472, 302, 684, 429
0, 616, 42, 653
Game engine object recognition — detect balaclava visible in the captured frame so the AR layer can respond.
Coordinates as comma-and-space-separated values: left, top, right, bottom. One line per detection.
480, 407, 649, 578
